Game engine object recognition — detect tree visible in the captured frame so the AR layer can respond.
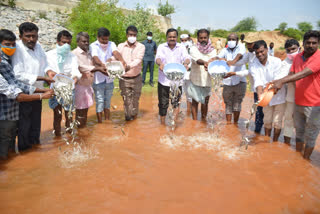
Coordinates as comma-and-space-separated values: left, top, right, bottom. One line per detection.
297, 22, 313, 32
278, 22, 288, 32
157, 0, 175, 17
67, 0, 127, 47
283, 28, 303, 41
317, 20, 320, 30
231, 17, 257, 32
124, 3, 166, 44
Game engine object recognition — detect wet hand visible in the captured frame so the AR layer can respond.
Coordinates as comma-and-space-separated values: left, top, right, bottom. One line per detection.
224, 72, 236, 78
270, 80, 283, 93
47, 70, 57, 79
159, 63, 164, 71
42, 89, 54, 99
226, 61, 233, 66
125, 65, 131, 72
183, 63, 189, 71
204, 62, 209, 71
44, 77, 55, 84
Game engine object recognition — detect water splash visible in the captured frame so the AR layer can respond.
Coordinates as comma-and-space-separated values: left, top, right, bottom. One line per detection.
160, 132, 249, 160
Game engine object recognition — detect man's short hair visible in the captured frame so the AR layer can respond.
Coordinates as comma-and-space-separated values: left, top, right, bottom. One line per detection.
240, 34, 245, 40
57, 30, 72, 42
197, 29, 210, 37
76, 32, 89, 42
147, 31, 153, 36
270, 42, 274, 45
97, 27, 110, 37
253, 40, 267, 50
0, 29, 16, 43
303, 30, 320, 42
19, 22, 39, 36
284, 39, 300, 49
126, 25, 138, 34
166, 28, 178, 37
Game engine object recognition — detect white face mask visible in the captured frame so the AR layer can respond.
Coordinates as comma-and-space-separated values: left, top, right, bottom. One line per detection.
287, 49, 300, 61
128, 36, 137, 44
147, 36, 152, 40
227, 41, 237, 49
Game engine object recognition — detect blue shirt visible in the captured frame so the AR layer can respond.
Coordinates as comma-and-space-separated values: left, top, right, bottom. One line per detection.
142, 40, 157, 61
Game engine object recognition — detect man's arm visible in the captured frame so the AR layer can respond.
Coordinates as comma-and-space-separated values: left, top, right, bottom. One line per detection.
256, 86, 263, 100
156, 58, 164, 71
271, 68, 313, 91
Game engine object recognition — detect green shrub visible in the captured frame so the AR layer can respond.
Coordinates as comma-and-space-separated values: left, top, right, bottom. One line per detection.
282, 28, 303, 41
8, 0, 16, 8
38, 11, 47, 19
123, 3, 166, 45
231, 17, 257, 32
210, 29, 230, 38
67, 0, 127, 48
157, 0, 175, 17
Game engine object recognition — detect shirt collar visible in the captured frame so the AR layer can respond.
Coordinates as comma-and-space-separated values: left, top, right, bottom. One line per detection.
164, 42, 180, 50
124, 41, 137, 47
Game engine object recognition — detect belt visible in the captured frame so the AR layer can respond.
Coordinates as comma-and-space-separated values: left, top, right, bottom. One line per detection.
122, 73, 141, 79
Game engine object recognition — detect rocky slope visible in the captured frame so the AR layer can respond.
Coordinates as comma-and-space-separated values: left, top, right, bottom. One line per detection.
0, 5, 69, 51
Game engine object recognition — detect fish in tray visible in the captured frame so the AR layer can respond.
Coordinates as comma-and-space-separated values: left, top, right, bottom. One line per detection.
106, 61, 125, 79
163, 63, 187, 81
208, 60, 230, 78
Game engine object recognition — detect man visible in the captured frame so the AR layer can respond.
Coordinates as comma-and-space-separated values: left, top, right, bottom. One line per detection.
225, 37, 264, 134
72, 32, 107, 128
214, 33, 246, 124
156, 28, 190, 125
0, 29, 53, 159
250, 40, 286, 141
268, 42, 274, 56
180, 33, 193, 115
281, 39, 300, 144
272, 31, 320, 159
117, 25, 145, 121
90, 27, 126, 122
46, 30, 82, 137
216, 39, 222, 54
239, 34, 245, 45
188, 29, 216, 120
141, 31, 157, 87
11, 22, 54, 150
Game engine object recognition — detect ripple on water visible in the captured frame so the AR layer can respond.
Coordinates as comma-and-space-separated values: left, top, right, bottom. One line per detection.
160, 132, 250, 160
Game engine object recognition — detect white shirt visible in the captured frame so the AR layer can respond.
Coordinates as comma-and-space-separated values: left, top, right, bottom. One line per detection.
268, 47, 274, 56
250, 56, 286, 106
11, 40, 50, 89
90, 40, 118, 84
189, 45, 216, 87
46, 49, 82, 79
218, 44, 246, 86
281, 58, 295, 102
233, 51, 256, 91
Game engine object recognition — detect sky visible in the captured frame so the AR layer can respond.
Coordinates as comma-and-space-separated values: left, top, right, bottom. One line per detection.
117, 0, 320, 32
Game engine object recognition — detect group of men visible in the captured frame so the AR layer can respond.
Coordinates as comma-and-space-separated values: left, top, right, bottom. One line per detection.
0, 21, 319, 160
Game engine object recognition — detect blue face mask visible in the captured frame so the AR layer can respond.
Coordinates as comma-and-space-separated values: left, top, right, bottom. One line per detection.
56, 43, 71, 71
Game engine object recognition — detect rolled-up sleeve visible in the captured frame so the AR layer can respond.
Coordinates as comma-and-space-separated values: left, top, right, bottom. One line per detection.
71, 55, 82, 79
190, 46, 201, 62
128, 44, 145, 68
0, 75, 22, 99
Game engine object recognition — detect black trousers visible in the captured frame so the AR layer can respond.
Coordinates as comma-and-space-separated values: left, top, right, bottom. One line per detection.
0, 120, 17, 158
158, 82, 182, 116
18, 100, 42, 150
254, 92, 264, 132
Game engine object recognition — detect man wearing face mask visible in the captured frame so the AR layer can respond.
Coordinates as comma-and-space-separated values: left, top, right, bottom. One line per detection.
225, 37, 264, 134
90, 27, 126, 122
279, 39, 300, 145
188, 29, 216, 120
117, 25, 145, 121
141, 32, 157, 87
11, 22, 55, 150
72, 32, 107, 128
46, 30, 82, 137
213, 33, 246, 124
0, 29, 54, 159
156, 28, 191, 125
272, 31, 320, 159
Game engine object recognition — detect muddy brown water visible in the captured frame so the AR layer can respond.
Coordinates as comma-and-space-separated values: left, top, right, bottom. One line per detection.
1, 90, 320, 214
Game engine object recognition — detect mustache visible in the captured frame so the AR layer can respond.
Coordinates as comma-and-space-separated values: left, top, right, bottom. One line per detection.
200, 41, 207, 45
